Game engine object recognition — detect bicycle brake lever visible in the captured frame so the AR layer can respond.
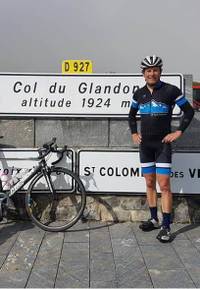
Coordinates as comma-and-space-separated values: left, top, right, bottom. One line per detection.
53, 144, 58, 151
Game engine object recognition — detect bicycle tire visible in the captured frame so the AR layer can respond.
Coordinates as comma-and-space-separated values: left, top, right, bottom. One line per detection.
25, 167, 86, 232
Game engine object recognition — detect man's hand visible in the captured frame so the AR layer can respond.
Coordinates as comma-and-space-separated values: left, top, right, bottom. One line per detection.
162, 130, 182, 143
132, 133, 142, 144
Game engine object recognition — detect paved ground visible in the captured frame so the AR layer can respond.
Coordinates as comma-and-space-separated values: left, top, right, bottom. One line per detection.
0, 220, 200, 288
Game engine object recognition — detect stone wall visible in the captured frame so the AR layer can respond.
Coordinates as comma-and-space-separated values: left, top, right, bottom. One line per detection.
0, 74, 200, 223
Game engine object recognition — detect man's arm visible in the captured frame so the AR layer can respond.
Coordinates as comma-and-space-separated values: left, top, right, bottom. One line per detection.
178, 101, 194, 132
128, 99, 142, 144
128, 105, 138, 134
162, 96, 194, 143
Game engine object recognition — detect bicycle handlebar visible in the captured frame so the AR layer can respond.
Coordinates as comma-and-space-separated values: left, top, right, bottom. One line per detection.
42, 137, 57, 150
38, 138, 68, 165
51, 145, 68, 165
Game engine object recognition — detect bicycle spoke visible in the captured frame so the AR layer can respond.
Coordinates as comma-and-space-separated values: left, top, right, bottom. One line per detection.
25, 168, 86, 232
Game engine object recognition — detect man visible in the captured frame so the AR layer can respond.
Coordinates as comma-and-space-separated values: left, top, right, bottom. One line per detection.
128, 55, 194, 242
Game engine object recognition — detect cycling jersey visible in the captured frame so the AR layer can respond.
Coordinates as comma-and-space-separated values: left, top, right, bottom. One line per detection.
128, 81, 194, 137
128, 81, 194, 175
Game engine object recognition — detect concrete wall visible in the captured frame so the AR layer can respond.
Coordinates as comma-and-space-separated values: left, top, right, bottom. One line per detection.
1, 75, 200, 223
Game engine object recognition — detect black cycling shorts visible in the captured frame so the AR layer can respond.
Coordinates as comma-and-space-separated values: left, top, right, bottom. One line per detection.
139, 136, 172, 175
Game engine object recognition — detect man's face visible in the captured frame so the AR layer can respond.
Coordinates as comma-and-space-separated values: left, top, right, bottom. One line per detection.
143, 67, 161, 86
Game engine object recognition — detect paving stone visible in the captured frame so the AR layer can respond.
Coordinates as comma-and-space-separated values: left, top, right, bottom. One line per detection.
110, 225, 152, 288
55, 242, 89, 288
0, 234, 19, 268
109, 222, 136, 241
171, 224, 191, 241
114, 250, 152, 287
0, 222, 33, 269
0, 226, 45, 288
0, 225, 20, 256
184, 224, 200, 242
110, 224, 139, 259
172, 239, 194, 248
132, 224, 160, 245
0, 221, 199, 287
173, 244, 200, 269
117, 267, 153, 288
111, 237, 138, 257
149, 269, 195, 288
194, 240, 200, 252
140, 245, 184, 270
185, 267, 200, 288
64, 222, 89, 243
90, 280, 118, 288
90, 253, 116, 282
89, 223, 116, 282
26, 232, 64, 288
114, 248, 146, 276
0, 221, 29, 243
90, 224, 113, 254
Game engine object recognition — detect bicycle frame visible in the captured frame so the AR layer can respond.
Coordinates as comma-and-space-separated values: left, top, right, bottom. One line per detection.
0, 139, 70, 200
1, 151, 57, 198
8, 165, 41, 197
0, 138, 86, 232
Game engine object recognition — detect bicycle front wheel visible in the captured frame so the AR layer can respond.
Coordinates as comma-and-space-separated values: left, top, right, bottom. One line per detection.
25, 167, 86, 232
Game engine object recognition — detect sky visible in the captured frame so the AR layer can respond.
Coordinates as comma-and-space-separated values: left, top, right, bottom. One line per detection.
0, 0, 200, 81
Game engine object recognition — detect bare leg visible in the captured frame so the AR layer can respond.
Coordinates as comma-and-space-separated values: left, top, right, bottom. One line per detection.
157, 174, 172, 213
139, 173, 159, 231
143, 173, 157, 207
156, 174, 173, 241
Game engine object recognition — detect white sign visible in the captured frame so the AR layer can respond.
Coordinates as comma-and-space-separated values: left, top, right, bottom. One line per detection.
0, 148, 73, 191
78, 150, 200, 195
0, 73, 183, 118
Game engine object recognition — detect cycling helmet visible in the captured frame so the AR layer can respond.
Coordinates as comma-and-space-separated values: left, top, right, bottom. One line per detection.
140, 55, 163, 70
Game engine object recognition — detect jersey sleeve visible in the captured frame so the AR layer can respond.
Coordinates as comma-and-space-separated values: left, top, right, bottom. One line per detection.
171, 86, 187, 107
128, 93, 139, 134
178, 101, 194, 132
172, 86, 194, 132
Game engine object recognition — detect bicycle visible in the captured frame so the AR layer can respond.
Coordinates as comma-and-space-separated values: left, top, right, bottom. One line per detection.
0, 138, 86, 232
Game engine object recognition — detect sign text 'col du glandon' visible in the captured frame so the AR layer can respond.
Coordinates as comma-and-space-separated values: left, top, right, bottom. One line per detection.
0, 73, 183, 117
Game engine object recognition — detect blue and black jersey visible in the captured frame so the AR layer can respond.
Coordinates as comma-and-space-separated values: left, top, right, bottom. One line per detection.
128, 81, 194, 137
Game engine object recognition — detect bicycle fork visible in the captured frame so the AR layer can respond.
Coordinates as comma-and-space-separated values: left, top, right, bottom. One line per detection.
42, 166, 58, 221
42, 166, 56, 196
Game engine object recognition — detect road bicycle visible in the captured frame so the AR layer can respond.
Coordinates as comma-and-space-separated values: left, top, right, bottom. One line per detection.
0, 138, 86, 232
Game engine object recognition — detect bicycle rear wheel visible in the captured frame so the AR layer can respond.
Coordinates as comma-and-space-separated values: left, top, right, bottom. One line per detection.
25, 167, 86, 232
